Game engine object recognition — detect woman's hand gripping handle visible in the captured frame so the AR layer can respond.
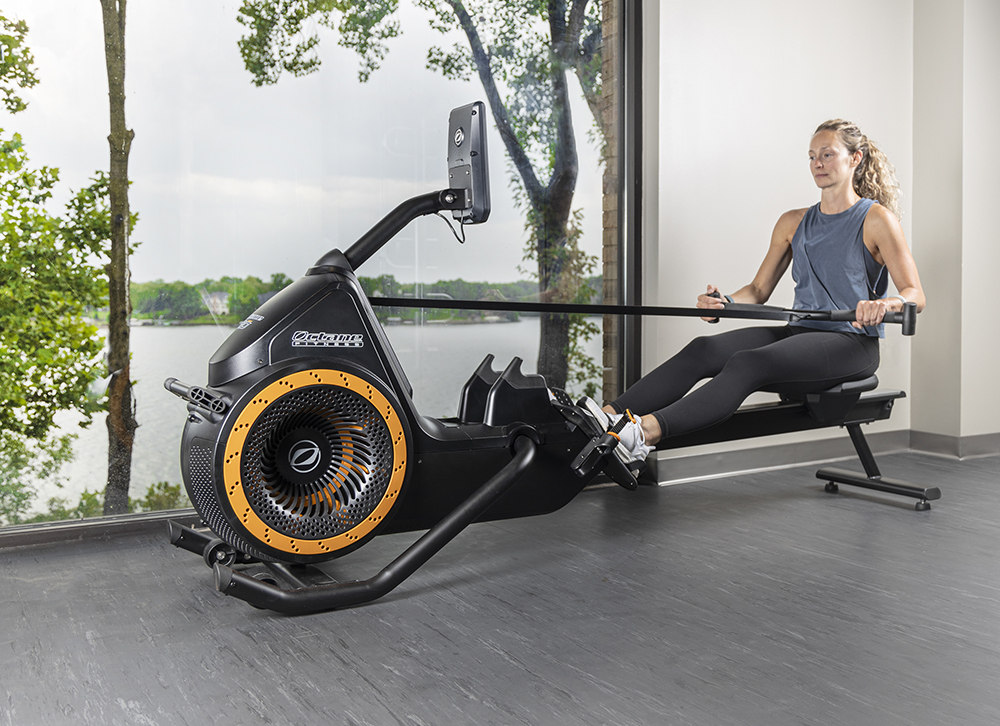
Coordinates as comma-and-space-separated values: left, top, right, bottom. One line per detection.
698, 285, 729, 323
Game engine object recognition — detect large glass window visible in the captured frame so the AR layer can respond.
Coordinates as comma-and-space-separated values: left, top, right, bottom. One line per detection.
1, 0, 632, 528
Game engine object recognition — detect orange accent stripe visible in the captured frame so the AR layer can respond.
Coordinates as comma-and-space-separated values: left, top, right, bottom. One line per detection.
222, 369, 407, 556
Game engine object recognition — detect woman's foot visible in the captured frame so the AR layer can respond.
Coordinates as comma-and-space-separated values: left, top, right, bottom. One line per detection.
579, 397, 652, 462
609, 410, 653, 462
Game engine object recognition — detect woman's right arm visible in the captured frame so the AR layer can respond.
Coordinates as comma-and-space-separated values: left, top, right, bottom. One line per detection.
698, 209, 803, 318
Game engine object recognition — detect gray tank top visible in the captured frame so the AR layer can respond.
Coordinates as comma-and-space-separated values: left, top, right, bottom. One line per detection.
789, 198, 888, 337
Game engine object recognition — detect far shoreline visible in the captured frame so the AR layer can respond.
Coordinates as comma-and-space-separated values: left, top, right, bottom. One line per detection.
82, 315, 543, 329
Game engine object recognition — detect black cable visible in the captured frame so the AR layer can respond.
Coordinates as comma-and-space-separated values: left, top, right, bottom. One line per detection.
367, 296, 796, 321
433, 212, 466, 244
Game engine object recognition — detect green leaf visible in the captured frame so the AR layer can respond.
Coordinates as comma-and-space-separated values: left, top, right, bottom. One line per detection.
0, 14, 40, 114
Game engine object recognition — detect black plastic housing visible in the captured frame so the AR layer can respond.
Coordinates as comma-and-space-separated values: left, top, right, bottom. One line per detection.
171, 252, 595, 564
448, 101, 490, 224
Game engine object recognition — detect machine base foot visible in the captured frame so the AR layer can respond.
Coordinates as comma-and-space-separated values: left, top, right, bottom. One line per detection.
816, 467, 940, 510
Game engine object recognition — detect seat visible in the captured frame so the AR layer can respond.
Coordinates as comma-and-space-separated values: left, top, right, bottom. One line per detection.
763, 374, 880, 423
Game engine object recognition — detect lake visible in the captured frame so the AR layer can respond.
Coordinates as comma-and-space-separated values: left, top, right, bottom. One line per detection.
31, 317, 603, 512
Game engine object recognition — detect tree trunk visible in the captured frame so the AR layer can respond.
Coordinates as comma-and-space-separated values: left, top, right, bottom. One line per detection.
447, 0, 582, 389
538, 312, 571, 389
534, 189, 574, 388
100, 0, 137, 515
533, 13, 578, 390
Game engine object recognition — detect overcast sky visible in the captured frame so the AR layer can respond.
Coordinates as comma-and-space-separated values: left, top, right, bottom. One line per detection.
4, 0, 604, 286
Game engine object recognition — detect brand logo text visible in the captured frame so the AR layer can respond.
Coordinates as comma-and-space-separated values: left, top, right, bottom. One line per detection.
291, 331, 364, 348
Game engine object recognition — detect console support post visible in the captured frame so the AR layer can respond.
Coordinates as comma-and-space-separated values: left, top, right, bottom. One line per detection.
313, 189, 467, 272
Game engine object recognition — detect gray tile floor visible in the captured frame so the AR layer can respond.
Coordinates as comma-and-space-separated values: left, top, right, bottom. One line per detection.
3, 452, 999, 725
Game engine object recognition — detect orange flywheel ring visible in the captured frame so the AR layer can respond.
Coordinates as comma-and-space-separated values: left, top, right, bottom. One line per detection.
220, 368, 409, 559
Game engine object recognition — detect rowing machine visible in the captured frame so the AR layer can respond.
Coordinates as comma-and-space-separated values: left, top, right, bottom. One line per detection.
165, 102, 924, 614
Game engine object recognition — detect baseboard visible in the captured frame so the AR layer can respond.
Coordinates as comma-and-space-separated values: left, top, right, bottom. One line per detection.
647, 430, 911, 485
910, 430, 1000, 459
0, 508, 201, 549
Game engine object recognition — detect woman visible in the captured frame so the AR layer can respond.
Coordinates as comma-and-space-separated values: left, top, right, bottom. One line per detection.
586, 119, 926, 462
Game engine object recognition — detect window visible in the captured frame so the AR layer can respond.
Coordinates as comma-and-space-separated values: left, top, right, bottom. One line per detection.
0, 0, 637, 530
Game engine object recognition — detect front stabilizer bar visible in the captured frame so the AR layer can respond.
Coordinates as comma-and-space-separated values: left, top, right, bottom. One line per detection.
213, 435, 538, 614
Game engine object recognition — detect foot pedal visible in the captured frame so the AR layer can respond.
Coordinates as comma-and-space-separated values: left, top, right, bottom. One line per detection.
554, 393, 640, 490
570, 431, 639, 491
548, 387, 575, 408
550, 389, 604, 438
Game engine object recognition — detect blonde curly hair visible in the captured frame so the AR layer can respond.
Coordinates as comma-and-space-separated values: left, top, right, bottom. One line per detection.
814, 119, 901, 220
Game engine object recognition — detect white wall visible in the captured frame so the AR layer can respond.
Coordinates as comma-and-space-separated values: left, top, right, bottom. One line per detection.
910, 0, 964, 443
961, 0, 1000, 440
646, 0, 915, 464
911, 0, 1000, 455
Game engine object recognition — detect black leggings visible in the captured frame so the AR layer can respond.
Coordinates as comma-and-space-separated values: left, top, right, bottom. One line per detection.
609, 326, 880, 439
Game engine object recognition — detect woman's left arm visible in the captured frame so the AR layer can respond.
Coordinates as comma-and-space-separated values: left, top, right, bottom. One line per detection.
856, 205, 927, 328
